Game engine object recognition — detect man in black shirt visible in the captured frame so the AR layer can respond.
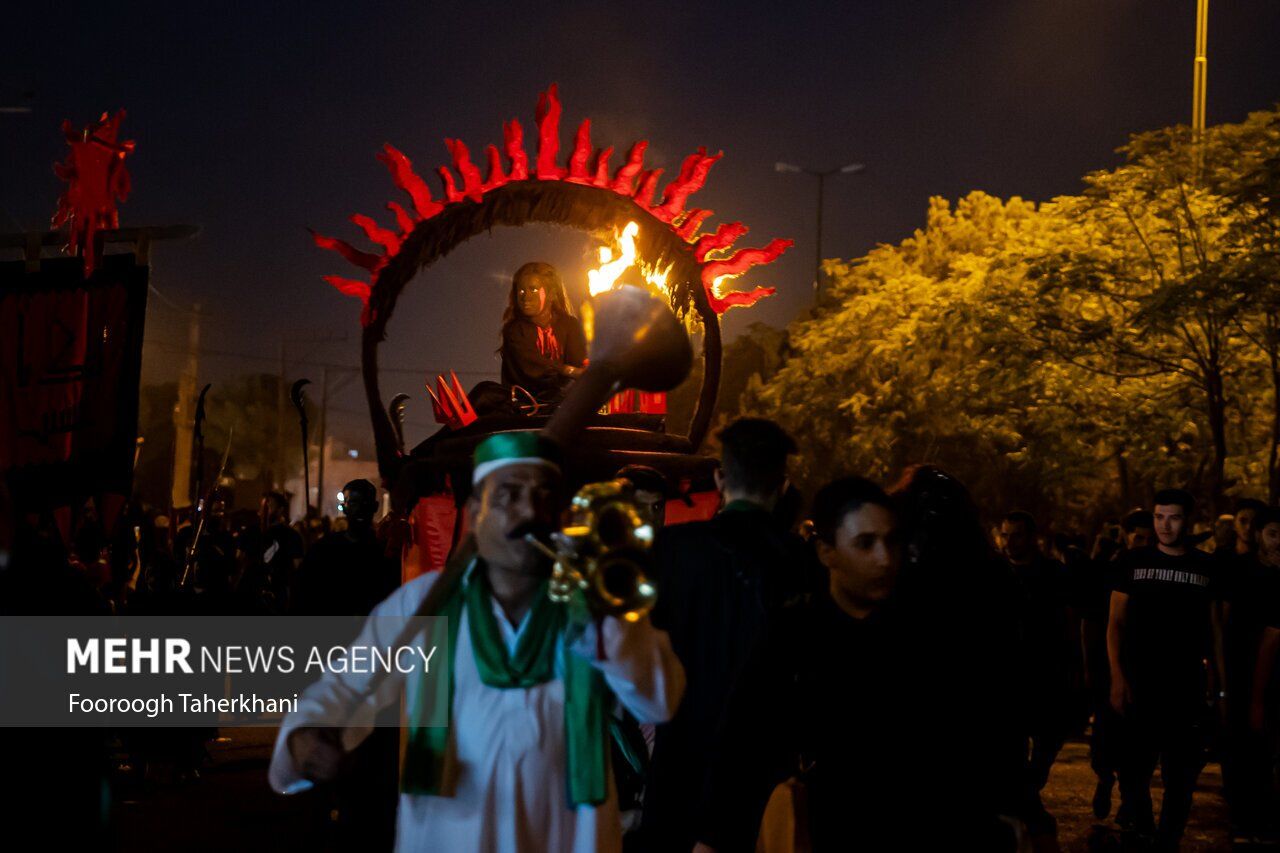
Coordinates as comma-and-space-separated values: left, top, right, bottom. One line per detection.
1000, 510, 1075, 830
640, 418, 812, 852
694, 477, 1011, 851
291, 479, 398, 616
1224, 505, 1280, 838
290, 478, 401, 850
1246, 549, 1280, 836
255, 491, 304, 612
1080, 510, 1153, 820
1108, 488, 1222, 847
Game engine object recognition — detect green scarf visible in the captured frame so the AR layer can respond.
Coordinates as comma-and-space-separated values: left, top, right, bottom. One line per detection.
402, 560, 610, 806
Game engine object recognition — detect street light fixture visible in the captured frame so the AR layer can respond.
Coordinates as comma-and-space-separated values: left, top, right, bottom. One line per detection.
775, 160, 865, 299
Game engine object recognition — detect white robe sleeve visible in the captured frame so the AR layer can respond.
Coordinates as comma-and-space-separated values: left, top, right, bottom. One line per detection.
570, 615, 685, 725
268, 573, 437, 794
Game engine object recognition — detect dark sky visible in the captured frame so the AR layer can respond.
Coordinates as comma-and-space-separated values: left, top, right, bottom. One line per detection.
4, 0, 1279, 451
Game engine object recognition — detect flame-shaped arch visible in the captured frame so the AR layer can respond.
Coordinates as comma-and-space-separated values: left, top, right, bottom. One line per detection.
312, 85, 792, 480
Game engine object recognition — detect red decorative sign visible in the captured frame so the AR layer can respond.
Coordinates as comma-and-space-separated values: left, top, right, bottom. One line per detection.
52, 110, 135, 279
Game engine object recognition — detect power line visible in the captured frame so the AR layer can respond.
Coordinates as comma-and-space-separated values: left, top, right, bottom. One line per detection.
142, 339, 495, 376
146, 283, 203, 316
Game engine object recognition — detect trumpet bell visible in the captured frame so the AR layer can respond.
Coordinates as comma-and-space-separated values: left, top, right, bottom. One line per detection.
582, 285, 693, 392
547, 479, 659, 621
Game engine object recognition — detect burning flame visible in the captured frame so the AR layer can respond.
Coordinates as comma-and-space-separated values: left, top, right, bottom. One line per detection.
587, 221, 672, 298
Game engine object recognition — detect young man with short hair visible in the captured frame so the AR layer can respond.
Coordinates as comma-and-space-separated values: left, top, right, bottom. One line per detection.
641, 418, 812, 852
615, 464, 670, 529
694, 477, 1011, 851
1107, 488, 1224, 847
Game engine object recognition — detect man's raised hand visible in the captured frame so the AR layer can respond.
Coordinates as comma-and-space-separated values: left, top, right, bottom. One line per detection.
288, 726, 347, 782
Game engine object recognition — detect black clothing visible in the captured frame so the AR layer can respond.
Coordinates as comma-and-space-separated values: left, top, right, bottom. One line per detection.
260, 521, 304, 609
1116, 708, 1206, 841
500, 314, 587, 402
1011, 555, 1075, 719
0, 526, 111, 845
292, 526, 399, 616
1225, 559, 1280, 699
640, 503, 813, 852
1112, 546, 1220, 708
896, 545, 1028, 825
1071, 552, 1123, 779
1008, 554, 1077, 828
1112, 546, 1221, 841
699, 593, 1012, 851
1222, 559, 1280, 830
291, 525, 401, 847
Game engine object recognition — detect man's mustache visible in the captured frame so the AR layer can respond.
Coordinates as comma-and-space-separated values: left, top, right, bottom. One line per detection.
508, 520, 554, 542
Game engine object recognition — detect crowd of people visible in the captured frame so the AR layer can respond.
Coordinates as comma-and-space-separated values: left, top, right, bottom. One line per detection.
0, 475, 406, 846
272, 418, 1280, 852
3, 414, 1280, 851
0, 477, 401, 621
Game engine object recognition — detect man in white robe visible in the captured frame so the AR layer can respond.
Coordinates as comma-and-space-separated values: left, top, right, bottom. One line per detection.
270, 433, 685, 852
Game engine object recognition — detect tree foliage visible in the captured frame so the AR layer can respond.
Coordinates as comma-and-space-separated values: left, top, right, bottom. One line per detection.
741, 105, 1280, 523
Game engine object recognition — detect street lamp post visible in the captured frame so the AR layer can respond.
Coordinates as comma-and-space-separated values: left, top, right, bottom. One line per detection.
776, 160, 865, 300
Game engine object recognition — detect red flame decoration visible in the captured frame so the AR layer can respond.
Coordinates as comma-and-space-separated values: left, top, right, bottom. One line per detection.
314, 85, 791, 324
51, 110, 135, 278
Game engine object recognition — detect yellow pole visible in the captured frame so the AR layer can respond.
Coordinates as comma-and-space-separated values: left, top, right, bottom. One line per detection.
170, 304, 200, 510
1192, 0, 1209, 175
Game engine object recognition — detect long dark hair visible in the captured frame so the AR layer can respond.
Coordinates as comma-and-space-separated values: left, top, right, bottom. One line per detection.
888, 464, 992, 569
500, 262, 576, 343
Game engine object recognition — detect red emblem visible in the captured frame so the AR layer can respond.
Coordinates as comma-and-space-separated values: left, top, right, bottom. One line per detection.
52, 110, 135, 278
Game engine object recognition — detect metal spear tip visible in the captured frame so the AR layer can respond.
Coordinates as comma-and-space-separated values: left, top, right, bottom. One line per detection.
840, 163, 866, 174
290, 378, 311, 409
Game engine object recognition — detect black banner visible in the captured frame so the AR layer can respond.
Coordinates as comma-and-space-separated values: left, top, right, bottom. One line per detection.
0, 253, 148, 515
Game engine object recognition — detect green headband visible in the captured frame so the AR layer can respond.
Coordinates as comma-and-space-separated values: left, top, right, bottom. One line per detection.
472, 432, 561, 485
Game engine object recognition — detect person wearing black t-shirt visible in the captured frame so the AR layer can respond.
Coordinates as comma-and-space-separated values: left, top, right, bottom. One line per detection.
1107, 488, 1223, 847
1000, 510, 1075, 831
256, 491, 304, 612
642, 419, 813, 853
1224, 505, 1280, 837
1247, 572, 1280, 833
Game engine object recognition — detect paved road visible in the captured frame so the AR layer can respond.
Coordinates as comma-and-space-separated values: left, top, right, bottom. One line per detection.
111, 731, 1237, 851
1042, 739, 1230, 852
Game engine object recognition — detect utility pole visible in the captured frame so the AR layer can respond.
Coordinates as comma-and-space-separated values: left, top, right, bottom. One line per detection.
170, 303, 201, 510
775, 161, 865, 302
316, 365, 329, 515
1192, 0, 1209, 177
276, 338, 286, 490
313, 365, 360, 517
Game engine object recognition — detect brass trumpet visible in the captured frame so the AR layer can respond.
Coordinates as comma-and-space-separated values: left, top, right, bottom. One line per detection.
527, 479, 659, 621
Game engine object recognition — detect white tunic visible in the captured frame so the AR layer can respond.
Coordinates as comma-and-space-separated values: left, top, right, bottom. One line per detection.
269, 570, 685, 852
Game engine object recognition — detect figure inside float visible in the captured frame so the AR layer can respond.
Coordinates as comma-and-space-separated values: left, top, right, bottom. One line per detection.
468, 261, 587, 418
